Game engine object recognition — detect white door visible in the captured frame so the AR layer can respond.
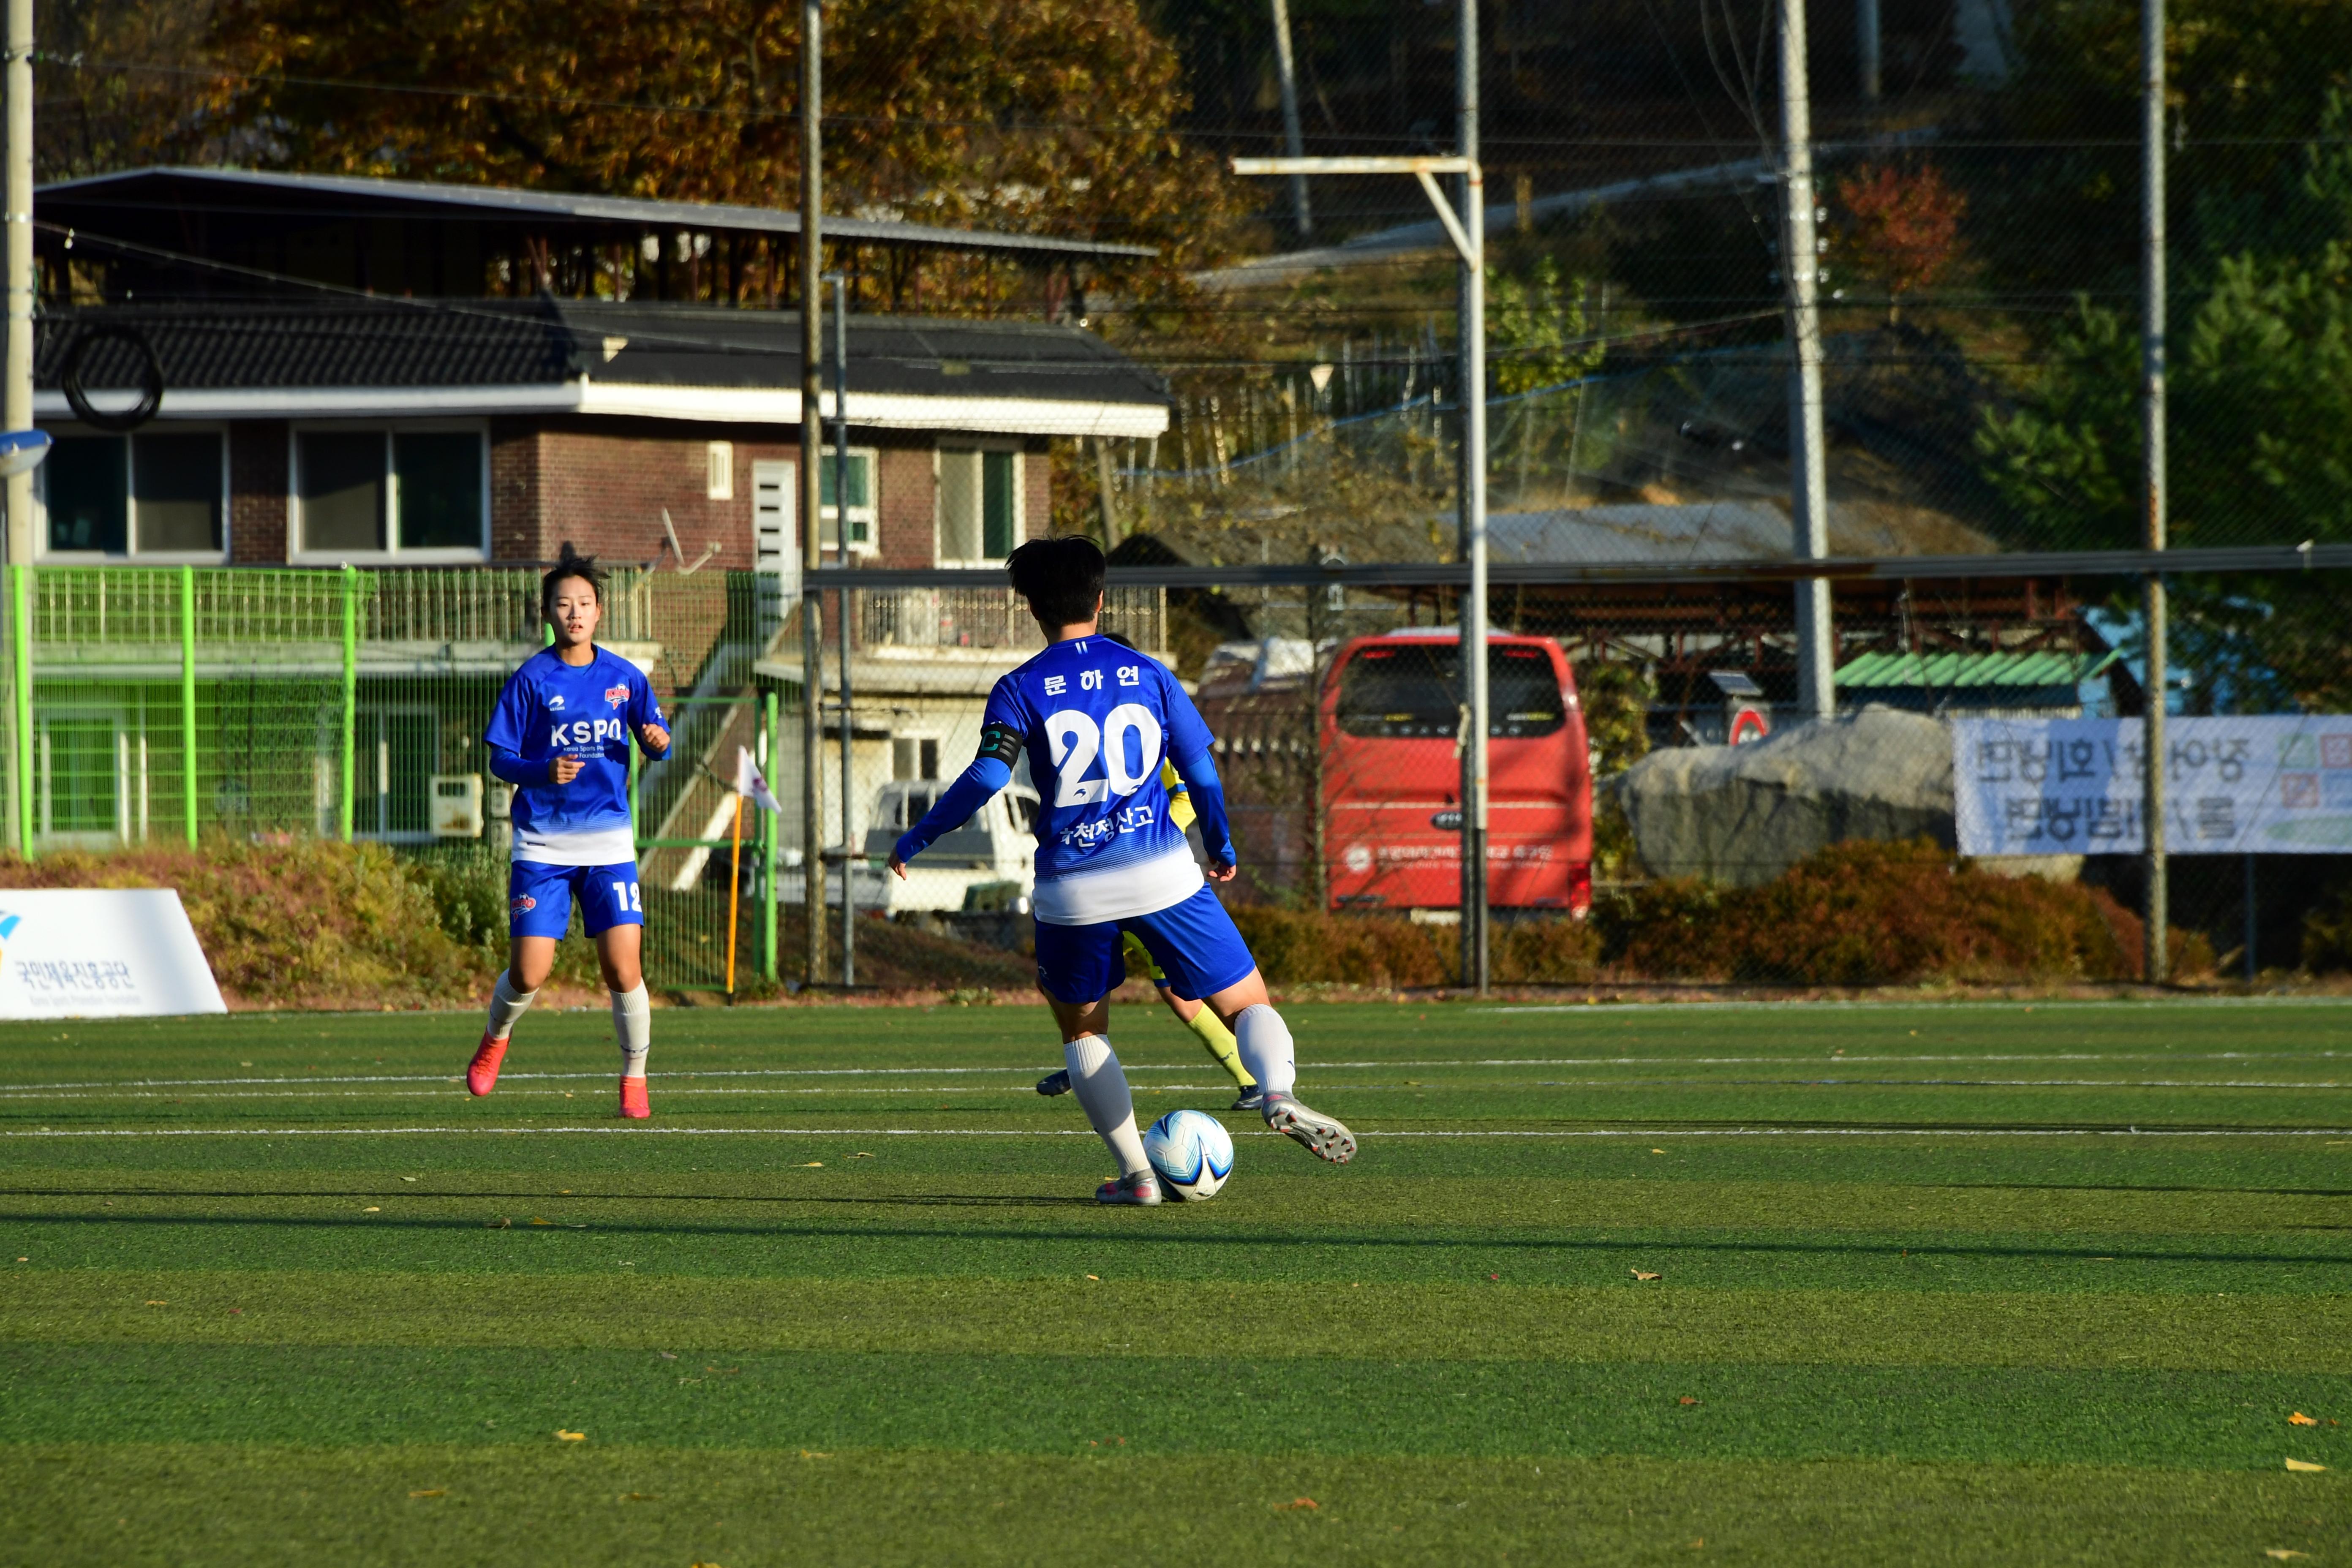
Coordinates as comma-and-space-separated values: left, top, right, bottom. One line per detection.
753, 459, 798, 597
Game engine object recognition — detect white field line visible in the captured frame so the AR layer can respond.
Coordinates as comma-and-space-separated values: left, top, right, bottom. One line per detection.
1485, 996, 2352, 1013
1, 1051, 2342, 1094
2, 1077, 2345, 1107
4, 1125, 2350, 1141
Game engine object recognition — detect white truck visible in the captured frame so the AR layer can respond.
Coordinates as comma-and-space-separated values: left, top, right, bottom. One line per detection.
843, 778, 1041, 914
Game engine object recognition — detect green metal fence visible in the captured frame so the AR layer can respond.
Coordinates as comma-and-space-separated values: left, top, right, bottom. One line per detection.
2, 563, 795, 993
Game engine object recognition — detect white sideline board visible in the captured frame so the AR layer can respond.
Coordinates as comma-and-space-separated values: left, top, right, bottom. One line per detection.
0, 889, 228, 1018
1954, 716, 2352, 857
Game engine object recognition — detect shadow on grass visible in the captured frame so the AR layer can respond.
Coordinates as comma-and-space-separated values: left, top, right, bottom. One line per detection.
3, 1202, 2351, 1268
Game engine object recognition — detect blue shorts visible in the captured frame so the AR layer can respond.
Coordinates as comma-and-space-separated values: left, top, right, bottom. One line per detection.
1034, 884, 1256, 1005
509, 861, 644, 939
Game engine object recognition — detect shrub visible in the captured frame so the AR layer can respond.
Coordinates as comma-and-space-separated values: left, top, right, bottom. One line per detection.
0, 840, 488, 1007
1597, 838, 2208, 985
2301, 885, 2352, 973
1228, 906, 1598, 988
1230, 906, 1452, 988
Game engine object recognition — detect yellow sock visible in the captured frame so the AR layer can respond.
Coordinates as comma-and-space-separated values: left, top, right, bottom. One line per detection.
1185, 1005, 1254, 1090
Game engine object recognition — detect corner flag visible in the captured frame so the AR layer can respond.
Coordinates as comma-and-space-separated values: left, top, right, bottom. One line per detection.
734, 746, 784, 813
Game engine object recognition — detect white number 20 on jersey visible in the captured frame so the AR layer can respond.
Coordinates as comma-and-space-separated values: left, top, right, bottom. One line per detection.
1045, 704, 1163, 808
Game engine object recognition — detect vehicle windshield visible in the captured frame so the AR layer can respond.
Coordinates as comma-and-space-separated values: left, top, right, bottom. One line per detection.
1334, 643, 1565, 739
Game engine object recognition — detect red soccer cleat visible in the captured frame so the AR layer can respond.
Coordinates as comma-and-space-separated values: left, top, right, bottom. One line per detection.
619, 1076, 651, 1119
466, 1034, 509, 1097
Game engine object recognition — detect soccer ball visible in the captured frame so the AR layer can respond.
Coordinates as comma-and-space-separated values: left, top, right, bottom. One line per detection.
1143, 1108, 1233, 1201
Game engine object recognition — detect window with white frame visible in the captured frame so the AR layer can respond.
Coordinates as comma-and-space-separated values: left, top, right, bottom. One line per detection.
936, 447, 1019, 564
293, 426, 487, 561
819, 446, 878, 553
38, 430, 227, 559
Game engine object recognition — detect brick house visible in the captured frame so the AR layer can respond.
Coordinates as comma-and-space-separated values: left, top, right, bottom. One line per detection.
19, 171, 1171, 864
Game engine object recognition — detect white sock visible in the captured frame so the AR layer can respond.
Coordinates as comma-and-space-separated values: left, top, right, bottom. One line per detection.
611, 984, 651, 1079
486, 972, 536, 1042
1234, 1004, 1297, 1098
1063, 1033, 1149, 1176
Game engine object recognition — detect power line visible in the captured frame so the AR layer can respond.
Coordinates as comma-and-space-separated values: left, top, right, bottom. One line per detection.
41, 57, 2352, 153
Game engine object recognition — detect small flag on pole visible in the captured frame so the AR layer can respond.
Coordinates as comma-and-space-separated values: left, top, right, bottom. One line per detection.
735, 746, 784, 813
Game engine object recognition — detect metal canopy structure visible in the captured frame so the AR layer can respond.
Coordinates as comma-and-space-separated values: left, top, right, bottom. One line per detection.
39, 167, 1157, 260
35, 166, 1156, 303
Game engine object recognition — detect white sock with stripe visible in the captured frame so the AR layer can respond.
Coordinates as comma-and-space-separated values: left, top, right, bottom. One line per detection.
1233, 1004, 1297, 1097
1063, 1033, 1149, 1176
486, 972, 535, 1043
611, 984, 651, 1079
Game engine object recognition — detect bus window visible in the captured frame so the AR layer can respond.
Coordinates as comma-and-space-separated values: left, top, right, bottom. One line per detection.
1335, 645, 1454, 738
1337, 643, 1564, 739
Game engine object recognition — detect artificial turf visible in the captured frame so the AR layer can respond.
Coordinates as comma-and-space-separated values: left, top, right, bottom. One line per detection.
0, 997, 2345, 1563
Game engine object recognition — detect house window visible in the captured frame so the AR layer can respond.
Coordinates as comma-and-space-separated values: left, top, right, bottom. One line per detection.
38, 430, 226, 558
819, 447, 877, 552
892, 736, 940, 781
937, 448, 1018, 564
294, 427, 486, 560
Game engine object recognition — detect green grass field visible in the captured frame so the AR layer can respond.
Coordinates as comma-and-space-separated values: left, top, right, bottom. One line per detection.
0, 996, 2346, 1564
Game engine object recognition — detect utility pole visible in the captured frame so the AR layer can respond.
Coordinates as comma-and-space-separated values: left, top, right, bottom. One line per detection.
1267, 0, 1312, 240
2141, 0, 2169, 983
1857, 0, 1881, 101
1780, 0, 1835, 720
799, 0, 828, 988
3, 0, 31, 852
827, 270, 855, 989
1456, 0, 1489, 994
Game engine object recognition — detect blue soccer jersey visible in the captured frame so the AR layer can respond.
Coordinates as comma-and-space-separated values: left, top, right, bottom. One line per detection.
483, 646, 669, 866
975, 636, 1224, 924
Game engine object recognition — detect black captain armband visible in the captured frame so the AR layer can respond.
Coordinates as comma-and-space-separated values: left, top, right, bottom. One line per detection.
976, 722, 1022, 766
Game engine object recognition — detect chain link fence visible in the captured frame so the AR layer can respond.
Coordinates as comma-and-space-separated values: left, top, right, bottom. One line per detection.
0, 562, 795, 994
1, 555, 2345, 988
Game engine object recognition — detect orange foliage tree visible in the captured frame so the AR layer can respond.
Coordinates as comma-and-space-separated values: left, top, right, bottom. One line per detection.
1832, 162, 1966, 323
198, 0, 1251, 306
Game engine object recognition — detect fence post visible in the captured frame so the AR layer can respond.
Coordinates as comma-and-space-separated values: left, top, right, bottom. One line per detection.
180, 564, 198, 846
339, 564, 358, 842
9, 561, 27, 858
763, 687, 779, 980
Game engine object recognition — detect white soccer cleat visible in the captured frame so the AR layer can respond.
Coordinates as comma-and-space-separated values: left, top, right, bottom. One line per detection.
1095, 1170, 1163, 1205
1262, 1091, 1356, 1164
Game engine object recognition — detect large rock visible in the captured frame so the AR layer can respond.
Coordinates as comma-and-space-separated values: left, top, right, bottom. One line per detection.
1615, 708, 1955, 885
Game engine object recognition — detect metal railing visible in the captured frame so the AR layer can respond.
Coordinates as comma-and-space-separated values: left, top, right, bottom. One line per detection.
858, 583, 1166, 653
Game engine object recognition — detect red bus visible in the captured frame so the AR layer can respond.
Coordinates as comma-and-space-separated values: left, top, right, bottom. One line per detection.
1318, 629, 1592, 915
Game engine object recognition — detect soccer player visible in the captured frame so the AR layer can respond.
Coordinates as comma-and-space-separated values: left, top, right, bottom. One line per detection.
1036, 760, 1262, 1111
467, 544, 672, 1119
889, 536, 1352, 1204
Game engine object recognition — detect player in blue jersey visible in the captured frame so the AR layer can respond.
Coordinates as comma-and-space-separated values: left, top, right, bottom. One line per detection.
468, 544, 672, 1119
890, 536, 1353, 1204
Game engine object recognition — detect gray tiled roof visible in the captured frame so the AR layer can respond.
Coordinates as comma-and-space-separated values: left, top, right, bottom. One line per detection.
34, 299, 1168, 407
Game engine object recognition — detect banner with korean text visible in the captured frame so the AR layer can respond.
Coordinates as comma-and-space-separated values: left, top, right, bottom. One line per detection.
0, 890, 228, 1018
1954, 717, 2352, 857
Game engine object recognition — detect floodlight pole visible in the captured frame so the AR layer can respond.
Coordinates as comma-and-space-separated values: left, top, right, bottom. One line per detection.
1233, 148, 1489, 993
799, 0, 827, 989
1267, 0, 1312, 239
1779, 0, 1835, 721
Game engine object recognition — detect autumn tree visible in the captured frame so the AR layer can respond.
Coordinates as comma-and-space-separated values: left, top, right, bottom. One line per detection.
1832, 162, 1966, 324
197, 0, 1253, 305
34, 0, 221, 178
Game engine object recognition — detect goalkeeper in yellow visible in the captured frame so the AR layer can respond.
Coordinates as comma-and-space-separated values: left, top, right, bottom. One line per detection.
1035, 760, 1263, 1111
